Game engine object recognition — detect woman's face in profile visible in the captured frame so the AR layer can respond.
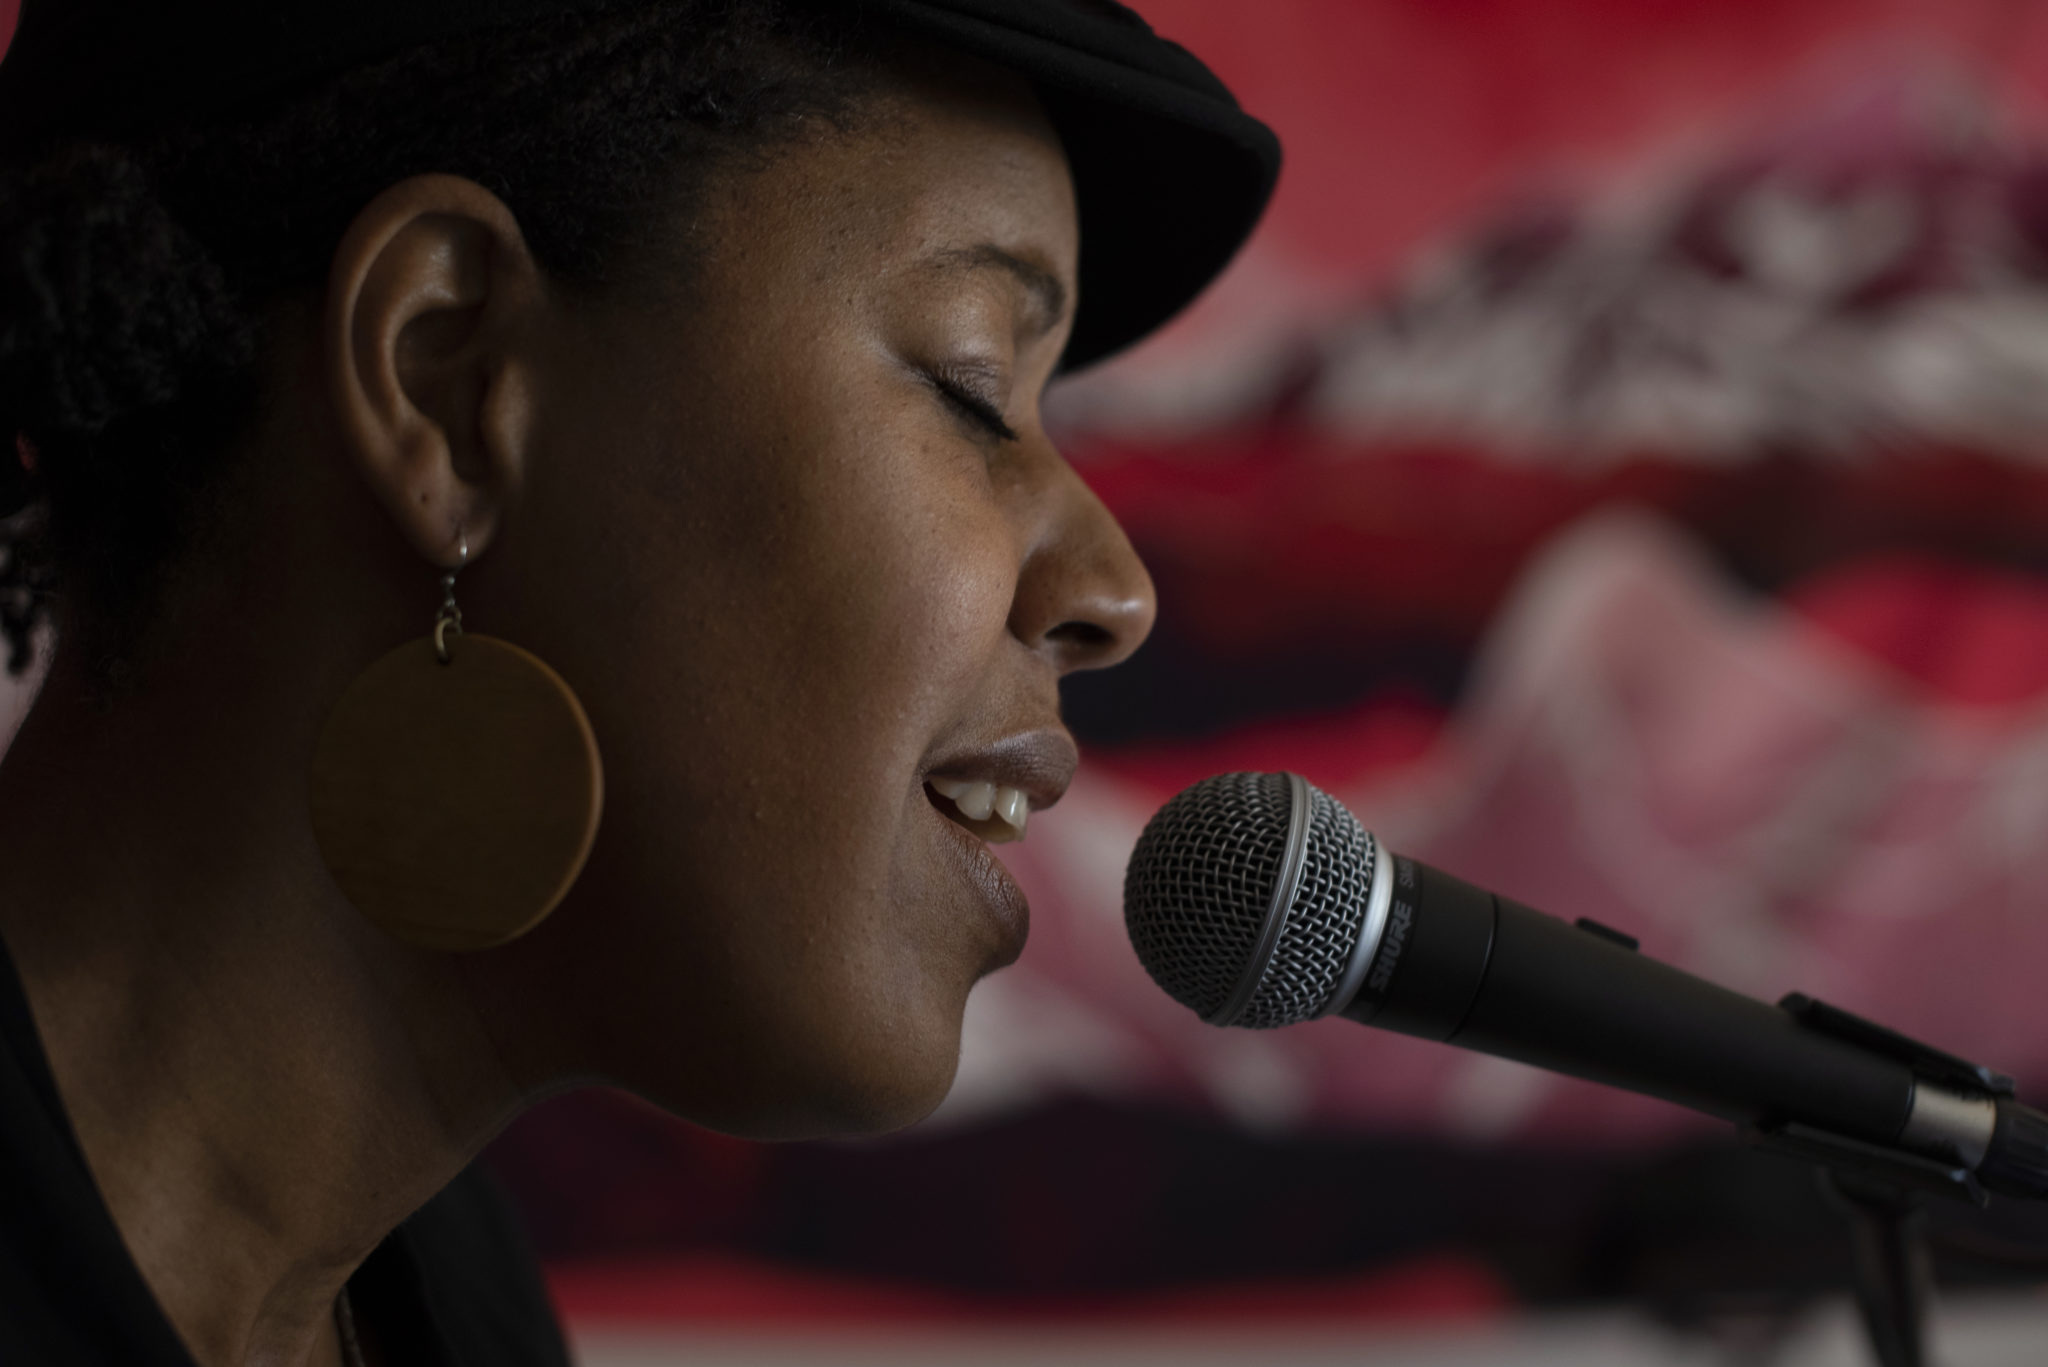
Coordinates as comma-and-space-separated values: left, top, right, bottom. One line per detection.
472, 56, 1156, 1138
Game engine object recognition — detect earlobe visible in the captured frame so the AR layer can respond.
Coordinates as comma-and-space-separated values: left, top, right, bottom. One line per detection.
325, 174, 544, 567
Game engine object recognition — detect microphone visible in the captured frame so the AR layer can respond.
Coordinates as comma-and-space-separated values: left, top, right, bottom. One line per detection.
1123, 771, 2048, 1204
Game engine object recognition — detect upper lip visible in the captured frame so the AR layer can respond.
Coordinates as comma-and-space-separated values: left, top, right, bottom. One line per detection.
923, 728, 1080, 813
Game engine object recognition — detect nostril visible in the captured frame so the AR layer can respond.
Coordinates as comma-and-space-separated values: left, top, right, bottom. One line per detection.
1047, 620, 1114, 650
1043, 618, 1131, 674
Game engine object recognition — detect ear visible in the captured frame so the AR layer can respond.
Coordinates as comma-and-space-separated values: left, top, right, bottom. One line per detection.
325, 174, 546, 568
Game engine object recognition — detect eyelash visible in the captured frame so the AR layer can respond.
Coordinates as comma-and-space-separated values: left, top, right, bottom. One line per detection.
930, 370, 1021, 444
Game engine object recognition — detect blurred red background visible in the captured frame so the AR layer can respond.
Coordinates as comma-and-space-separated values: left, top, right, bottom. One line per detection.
10, 0, 2048, 1357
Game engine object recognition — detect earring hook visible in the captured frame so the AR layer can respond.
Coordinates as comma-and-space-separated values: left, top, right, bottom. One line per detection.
435, 528, 469, 664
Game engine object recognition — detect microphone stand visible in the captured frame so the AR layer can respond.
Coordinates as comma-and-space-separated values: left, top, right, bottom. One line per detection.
1823, 1172, 1934, 1367
1740, 996, 2028, 1367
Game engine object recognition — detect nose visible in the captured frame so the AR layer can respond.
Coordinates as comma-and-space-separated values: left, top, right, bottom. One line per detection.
1008, 450, 1157, 675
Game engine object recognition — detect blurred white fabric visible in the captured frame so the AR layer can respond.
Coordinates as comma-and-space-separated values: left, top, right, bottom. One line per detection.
573, 1295, 2048, 1367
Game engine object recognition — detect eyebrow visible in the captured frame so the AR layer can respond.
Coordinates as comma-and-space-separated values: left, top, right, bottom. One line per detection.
931, 244, 1071, 338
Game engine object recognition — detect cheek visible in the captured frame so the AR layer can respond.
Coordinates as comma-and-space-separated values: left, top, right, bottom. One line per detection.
711, 389, 1022, 733
853, 501, 1020, 718
507, 385, 1027, 1133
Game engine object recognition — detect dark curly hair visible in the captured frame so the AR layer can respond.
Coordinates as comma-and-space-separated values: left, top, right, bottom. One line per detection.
0, 0, 877, 676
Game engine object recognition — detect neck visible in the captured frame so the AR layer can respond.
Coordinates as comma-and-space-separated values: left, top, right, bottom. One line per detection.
0, 642, 524, 1367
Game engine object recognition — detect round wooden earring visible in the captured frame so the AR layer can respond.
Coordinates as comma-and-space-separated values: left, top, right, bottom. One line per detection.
309, 603, 603, 952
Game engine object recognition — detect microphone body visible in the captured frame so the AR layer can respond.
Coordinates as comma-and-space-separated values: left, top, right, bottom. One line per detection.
1349, 854, 1912, 1145
1123, 771, 2048, 1202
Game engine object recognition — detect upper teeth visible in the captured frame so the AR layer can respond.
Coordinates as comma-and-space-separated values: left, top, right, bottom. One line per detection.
929, 777, 1030, 841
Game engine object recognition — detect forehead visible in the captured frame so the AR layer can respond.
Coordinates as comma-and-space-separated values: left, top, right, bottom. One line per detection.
703, 51, 1079, 303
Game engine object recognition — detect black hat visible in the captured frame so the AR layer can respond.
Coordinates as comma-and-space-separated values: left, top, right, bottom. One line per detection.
0, 0, 1281, 370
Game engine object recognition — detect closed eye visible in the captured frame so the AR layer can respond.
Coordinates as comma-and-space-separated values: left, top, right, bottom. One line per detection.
927, 365, 1020, 444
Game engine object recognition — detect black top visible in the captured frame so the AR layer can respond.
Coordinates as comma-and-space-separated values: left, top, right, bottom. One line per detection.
0, 936, 572, 1366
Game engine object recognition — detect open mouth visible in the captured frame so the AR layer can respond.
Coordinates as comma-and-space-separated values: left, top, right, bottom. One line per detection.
925, 776, 1030, 845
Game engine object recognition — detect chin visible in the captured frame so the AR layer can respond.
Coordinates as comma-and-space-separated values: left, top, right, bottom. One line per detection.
769, 1087, 953, 1141
796, 1042, 966, 1140
692, 1063, 961, 1143
743, 935, 989, 1138
656, 998, 970, 1142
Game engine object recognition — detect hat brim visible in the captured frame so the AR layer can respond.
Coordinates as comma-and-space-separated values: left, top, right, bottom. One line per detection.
853, 1, 1282, 371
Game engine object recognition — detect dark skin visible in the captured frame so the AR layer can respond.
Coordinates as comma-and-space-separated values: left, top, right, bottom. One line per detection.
0, 53, 1153, 1367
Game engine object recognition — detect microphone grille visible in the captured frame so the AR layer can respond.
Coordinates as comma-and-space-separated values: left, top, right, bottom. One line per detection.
1123, 772, 1377, 1028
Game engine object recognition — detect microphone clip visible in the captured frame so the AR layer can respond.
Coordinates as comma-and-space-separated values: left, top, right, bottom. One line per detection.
1778, 994, 2017, 1099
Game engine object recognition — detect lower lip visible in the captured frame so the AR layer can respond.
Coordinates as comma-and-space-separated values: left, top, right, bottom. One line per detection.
929, 799, 1030, 967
